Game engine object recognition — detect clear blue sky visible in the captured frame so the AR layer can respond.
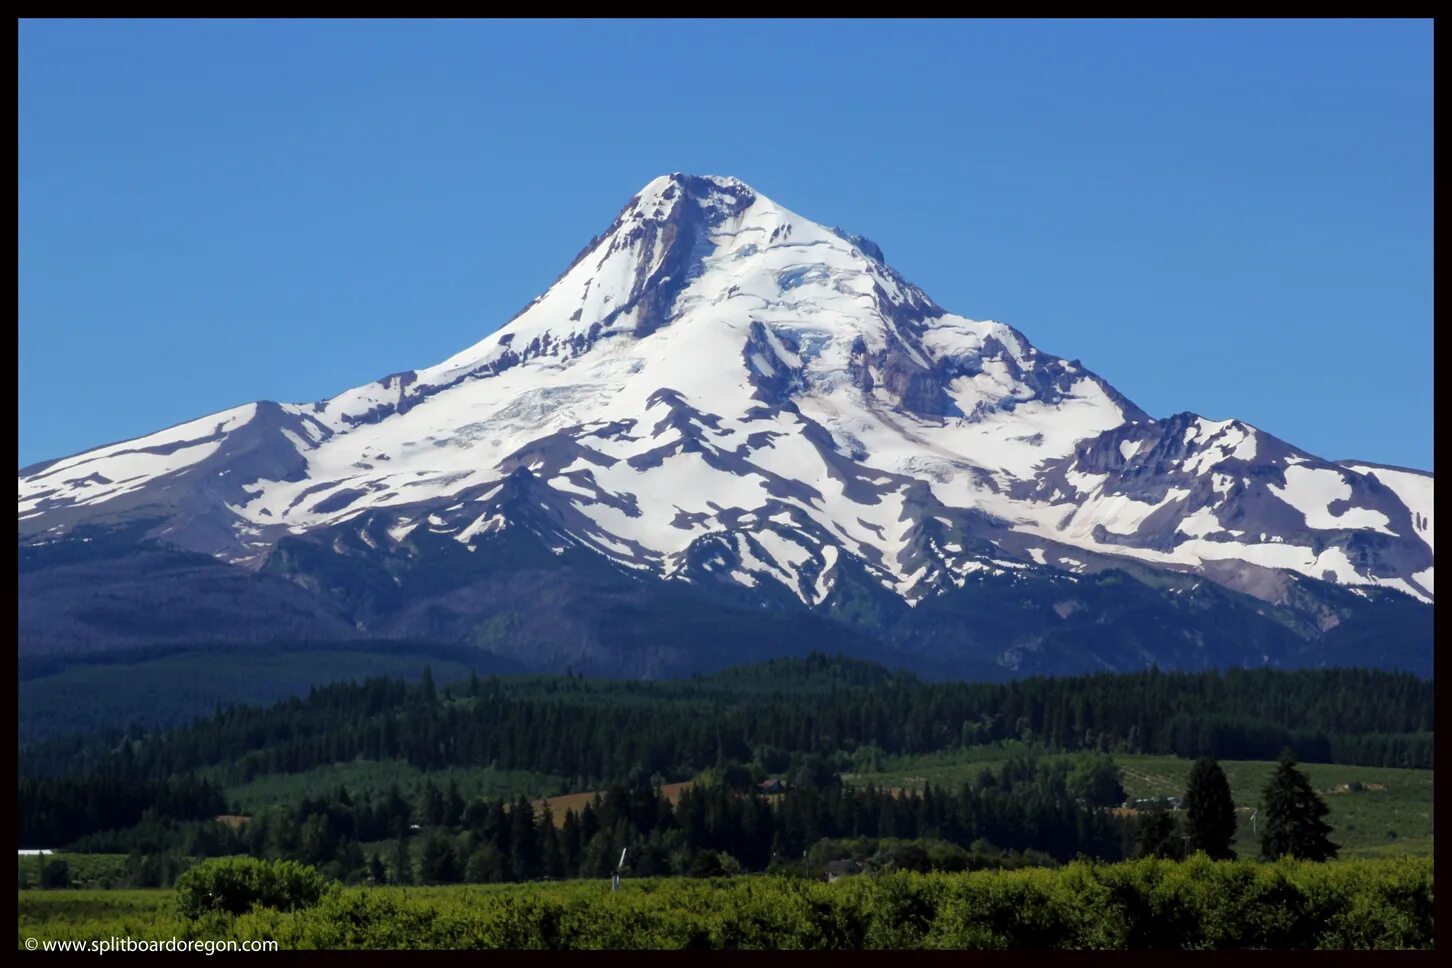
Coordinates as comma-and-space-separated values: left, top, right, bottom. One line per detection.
18, 19, 1433, 471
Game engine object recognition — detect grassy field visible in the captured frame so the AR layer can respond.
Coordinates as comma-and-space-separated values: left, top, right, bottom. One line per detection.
19, 888, 181, 943
17, 857, 1433, 949
847, 748, 1433, 858
1114, 755, 1433, 858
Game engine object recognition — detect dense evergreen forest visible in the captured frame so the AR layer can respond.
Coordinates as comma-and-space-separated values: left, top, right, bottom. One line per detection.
17, 656, 1433, 884
25, 760, 1130, 885
21, 656, 1432, 784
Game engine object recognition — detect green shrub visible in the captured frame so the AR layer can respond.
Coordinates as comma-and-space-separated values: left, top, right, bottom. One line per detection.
38, 859, 71, 889
25, 857, 1431, 950
175, 857, 331, 919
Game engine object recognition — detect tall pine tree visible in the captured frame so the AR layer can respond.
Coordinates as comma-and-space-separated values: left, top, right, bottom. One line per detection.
392, 829, 413, 885
1134, 807, 1185, 860
510, 796, 540, 880
1183, 757, 1237, 859
366, 852, 386, 885
418, 830, 461, 884
1260, 750, 1338, 861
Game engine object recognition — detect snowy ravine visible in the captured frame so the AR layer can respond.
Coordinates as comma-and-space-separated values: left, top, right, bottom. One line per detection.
17, 175, 1433, 675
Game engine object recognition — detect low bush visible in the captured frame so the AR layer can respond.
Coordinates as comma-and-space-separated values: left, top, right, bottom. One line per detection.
174, 857, 331, 918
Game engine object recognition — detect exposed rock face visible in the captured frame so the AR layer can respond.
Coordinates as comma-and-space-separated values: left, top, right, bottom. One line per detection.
17, 174, 1432, 675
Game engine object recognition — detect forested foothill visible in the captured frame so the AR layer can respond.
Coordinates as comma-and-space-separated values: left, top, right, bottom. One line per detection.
17, 655, 1430, 890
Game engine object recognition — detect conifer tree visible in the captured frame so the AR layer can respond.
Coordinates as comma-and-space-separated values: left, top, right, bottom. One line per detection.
392, 829, 413, 885
509, 795, 540, 879
366, 852, 386, 885
1260, 750, 1338, 861
1183, 757, 1237, 859
560, 810, 582, 877
1134, 807, 1185, 860
418, 829, 461, 884
539, 807, 565, 879
444, 780, 466, 829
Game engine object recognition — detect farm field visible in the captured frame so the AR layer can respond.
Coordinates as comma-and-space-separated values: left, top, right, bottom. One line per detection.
1115, 755, 1434, 858
531, 781, 694, 826
17, 857, 1433, 949
848, 750, 1433, 858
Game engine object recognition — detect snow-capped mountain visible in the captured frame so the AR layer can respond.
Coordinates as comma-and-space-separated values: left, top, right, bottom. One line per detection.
18, 175, 1433, 676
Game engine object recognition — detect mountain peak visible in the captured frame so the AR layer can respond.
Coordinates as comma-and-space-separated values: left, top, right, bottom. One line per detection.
627, 173, 758, 224
18, 174, 1435, 625
639, 171, 753, 196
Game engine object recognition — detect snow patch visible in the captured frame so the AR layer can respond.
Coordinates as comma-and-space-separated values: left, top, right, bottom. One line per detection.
1270, 466, 1394, 534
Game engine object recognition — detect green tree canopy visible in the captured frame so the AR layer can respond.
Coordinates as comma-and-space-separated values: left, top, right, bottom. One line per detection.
1067, 754, 1127, 808
464, 845, 508, 884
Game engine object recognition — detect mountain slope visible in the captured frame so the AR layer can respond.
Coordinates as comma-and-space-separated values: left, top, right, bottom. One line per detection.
17, 174, 1433, 676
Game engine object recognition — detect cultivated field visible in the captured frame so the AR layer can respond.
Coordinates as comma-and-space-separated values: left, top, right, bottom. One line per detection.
17, 857, 1433, 950
531, 781, 694, 826
848, 750, 1433, 858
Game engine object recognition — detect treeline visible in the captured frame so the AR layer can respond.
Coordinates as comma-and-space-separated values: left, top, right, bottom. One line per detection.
18, 776, 226, 849
27, 754, 1136, 883
20, 658, 1434, 787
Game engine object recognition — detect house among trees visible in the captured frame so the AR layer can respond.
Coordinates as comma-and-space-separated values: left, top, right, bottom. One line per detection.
757, 778, 786, 794
1126, 796, 1182, 811
824, 859, 861, 882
